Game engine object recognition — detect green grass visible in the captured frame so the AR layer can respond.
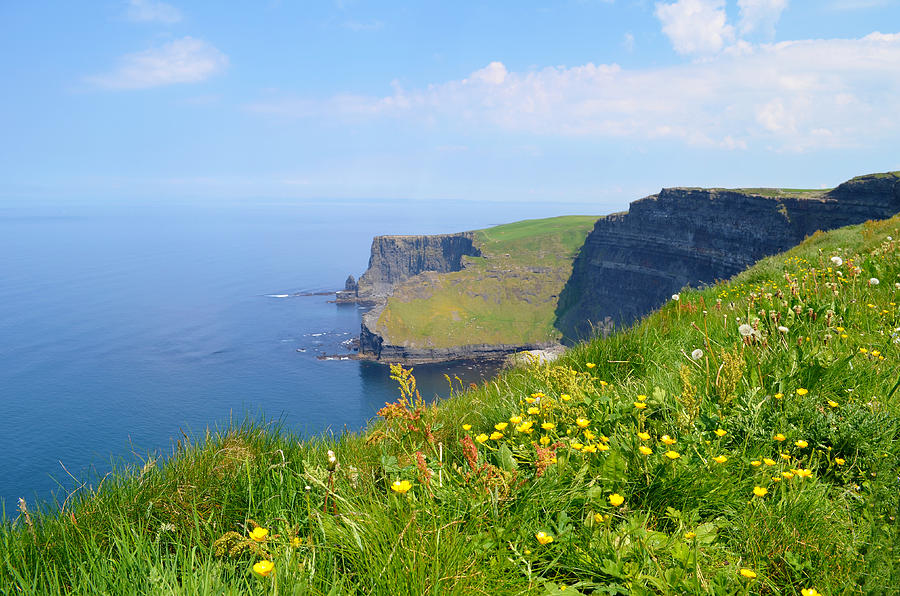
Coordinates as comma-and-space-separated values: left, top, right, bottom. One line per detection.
727, 188, 828, 198
376, 215, 598, 348
3, 216, 899, 595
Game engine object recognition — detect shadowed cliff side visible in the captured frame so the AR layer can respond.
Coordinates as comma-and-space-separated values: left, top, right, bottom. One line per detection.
555, 171, 900, 342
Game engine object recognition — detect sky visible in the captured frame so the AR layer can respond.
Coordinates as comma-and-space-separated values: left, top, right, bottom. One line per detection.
2, 0, 899, 210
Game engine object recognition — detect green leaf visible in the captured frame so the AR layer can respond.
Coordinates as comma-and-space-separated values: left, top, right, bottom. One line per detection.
497, 444, 517, 471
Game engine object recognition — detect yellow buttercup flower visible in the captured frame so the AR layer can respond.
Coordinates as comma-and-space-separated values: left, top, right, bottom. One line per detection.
714, 429, 727, 437
585, 362, 596, 369
561, 394, 572, 402
583, 430, 595, 441
527, 407, 540, 415
795, 440, 808, 448
637, 432, 650, 440
774, 433, 786, 441
462, 424, 472, 431
540, 436, 551, 446
801, 588, 821, 596
541, 422, 555, 431
796, 468, 812, 478
634, 402, 647, 409
599, 380, 608, 387
476, 433, 489, 443
250, 527, 269, 542
661, 435, 676, 445
636, 394, 647, 401
494, 422, 508, 431
781, 453, 791, 460
835, 457, 845, 465
609, 493, 625, 507
750, 460, 762, 467
664, 450, 681, 460
535, 531, 554, 545
753, 486, 768, 497
597, 443, 610, 451
739, 568, 757, 579
253, 560, 275, 577
639, 445, 653, 455
593, 513, 606, 523
490, 431, 504, 440
576, 418, 590, 428
570, 442, 583, 451
291, 536, 302, 548
713, 455, 728, 463
827, 400, 839, 408
796, 388, 808, 396
509, 415, 522, 424
525, 397, 536, 404
774, 393, 784, 399
391, 480, 412, 494
582, 444, 597, 454
782, 471, 794, 479
684, 531, 696, 539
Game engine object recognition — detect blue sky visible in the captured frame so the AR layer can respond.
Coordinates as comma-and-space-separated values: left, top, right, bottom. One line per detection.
2, 0, 899, 210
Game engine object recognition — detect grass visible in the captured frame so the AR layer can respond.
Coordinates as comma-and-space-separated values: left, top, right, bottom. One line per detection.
375, 215, 598, 348
3, 215, 899, 595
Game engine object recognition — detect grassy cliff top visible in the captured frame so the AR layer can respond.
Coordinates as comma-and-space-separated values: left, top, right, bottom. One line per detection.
374, 215, 599, 349
4, 215, 900, 594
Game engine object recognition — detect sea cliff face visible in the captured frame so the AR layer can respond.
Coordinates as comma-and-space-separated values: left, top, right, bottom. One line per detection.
555, 172, 900, 341
356, 233, 481, 301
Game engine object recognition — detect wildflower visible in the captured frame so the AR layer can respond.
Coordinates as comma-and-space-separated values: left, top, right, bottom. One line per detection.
509, 415, 522, 424
801, 589, 821, 596
684, 531, 696, 539
570, 442, 583, 451
586, 362, 596, 369
517, 421, 534, 434
639, 446, 653, 455
753, 486, 768, 497
664, 450, 681, 460
781, 453, 791, 460
835, 458, 846, 465
583, 430, 595, 441
795, 440, 808, 448
582, 444, 597, 454
751, 460, 762, 467
494, 422, 508, 431
782, 471, 795, 479
327, 450, 338, 471
490, 431, 503, 440
462, 424, 472, 431
475, 433, 489, 443
527, 407, 540, 415
661, 435, 676, 445
253, 560, 275, 577
830, 256, 843, 266
637, 432, 650, 440
774, 393, 784, 399
739, 568, 757, 579
535, 531, 554, 545
391, 480, 412, 494
561, 394, 572, 402
869, 277, 880, 286
291, 536, 302, 548
713, 455, 728, 463
738, 324, 754, 337
576, 418, 590, 428
827, 400, 839, 408
525, 397, 537, 404
796, 388, 808, 396
599, 380, 608, 387
672, 293, 680, 301
250, 527, 269, 542
540, 436, 551, 446
763, 458, 776, 466
714, 429, 727, 437
634, 401, 647, 409
691, 348, 703, 360
596, 443, 610, 451
636, 394, 647, 401
541, 422, 555, 431
774, 433, 786, 441
777, 325, 789, 334
609, 493, 625, 507
796, 468, 813, 479
593, 513, 606, 523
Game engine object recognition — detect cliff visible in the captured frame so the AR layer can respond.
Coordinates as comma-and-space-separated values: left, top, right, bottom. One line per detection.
356, 233, 481, 301
555, 171, 900, 341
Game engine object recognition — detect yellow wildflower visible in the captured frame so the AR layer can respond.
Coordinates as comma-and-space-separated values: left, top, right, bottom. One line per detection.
751, 460, 762, 467
664, 450, 681, 460
634, 402, 647, 409
739, 568, 757, 579
774, 433, 786, 441
795, 440, 808, 448
835, 457, 845, 465
796, 388, 808, 396
561, 394, 572, 402
253, 560, 275, 577
583, 430, 595, 441
490, 431, 503, 440
801, 588, 821, 596
753, 486, 768, 497
637, 432, 650, 440
541, 422, 555, 431
661, 435, 676, 445
639, 446, 653, 455
535, 531, 554, 545
462, 424, 472, 431
684, 531, 696, 539
570, 442, 583, 451
476, 433, 489, 443
510, 415, 522, 424
586, 362, 596, 369
827, 400, 839, 408
582, 444, 597, 454
494, 422, 508, 431
291, 536, 302, 548
781, 453, 791, 460
782, 471, 794, 479
796, 468, 812, 478
609, 493, 625, 507
636, 394, 647, 401
713, 455, 728, 463
528, 407, 540, 415
763, 458, 776, 466
540, 436, 551, 446
391, 480, 412, 494
576, 418, 590, 428
599, 380, 608, 387
597, 443, 610, 451
593, 513, 606, 523
714, 429, 727, 437
774, 393, 784, 399
250, 527, 269, 542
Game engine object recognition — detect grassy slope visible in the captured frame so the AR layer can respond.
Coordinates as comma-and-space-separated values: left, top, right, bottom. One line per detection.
3, 216, 899, 595
375, 215, 598, 348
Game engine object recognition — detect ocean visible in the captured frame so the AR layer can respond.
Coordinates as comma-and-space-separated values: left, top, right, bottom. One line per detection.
0, 197, 587, 512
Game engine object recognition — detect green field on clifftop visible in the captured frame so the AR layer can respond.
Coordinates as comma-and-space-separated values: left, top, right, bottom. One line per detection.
374, 215, 599, 348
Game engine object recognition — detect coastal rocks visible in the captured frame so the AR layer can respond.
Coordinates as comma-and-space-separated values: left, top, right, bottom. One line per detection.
555, 172, 900, 341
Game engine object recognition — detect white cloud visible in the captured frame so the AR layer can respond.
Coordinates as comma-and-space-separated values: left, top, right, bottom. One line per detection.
88, 37, 228, 90
737, 0, 788, 37
655, 0, 734, 55
125, 0, 182, 24
246, 33, 900, 153
623, 32, 635, 52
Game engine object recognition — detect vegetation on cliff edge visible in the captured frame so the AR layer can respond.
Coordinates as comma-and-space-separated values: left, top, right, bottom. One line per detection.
3, 215, 899, 595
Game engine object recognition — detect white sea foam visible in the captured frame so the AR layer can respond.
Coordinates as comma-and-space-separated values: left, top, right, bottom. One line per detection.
266, 294, 290, 298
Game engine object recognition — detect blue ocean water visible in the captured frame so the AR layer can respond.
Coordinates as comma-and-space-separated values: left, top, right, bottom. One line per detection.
0, 197, 588, 512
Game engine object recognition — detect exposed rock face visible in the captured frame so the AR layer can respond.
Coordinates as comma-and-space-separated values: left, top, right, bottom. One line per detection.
357, 233, 481, 301
556, 172, 900, 341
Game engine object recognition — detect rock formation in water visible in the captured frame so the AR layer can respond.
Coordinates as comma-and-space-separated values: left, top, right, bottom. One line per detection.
555, 172, 900, 341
